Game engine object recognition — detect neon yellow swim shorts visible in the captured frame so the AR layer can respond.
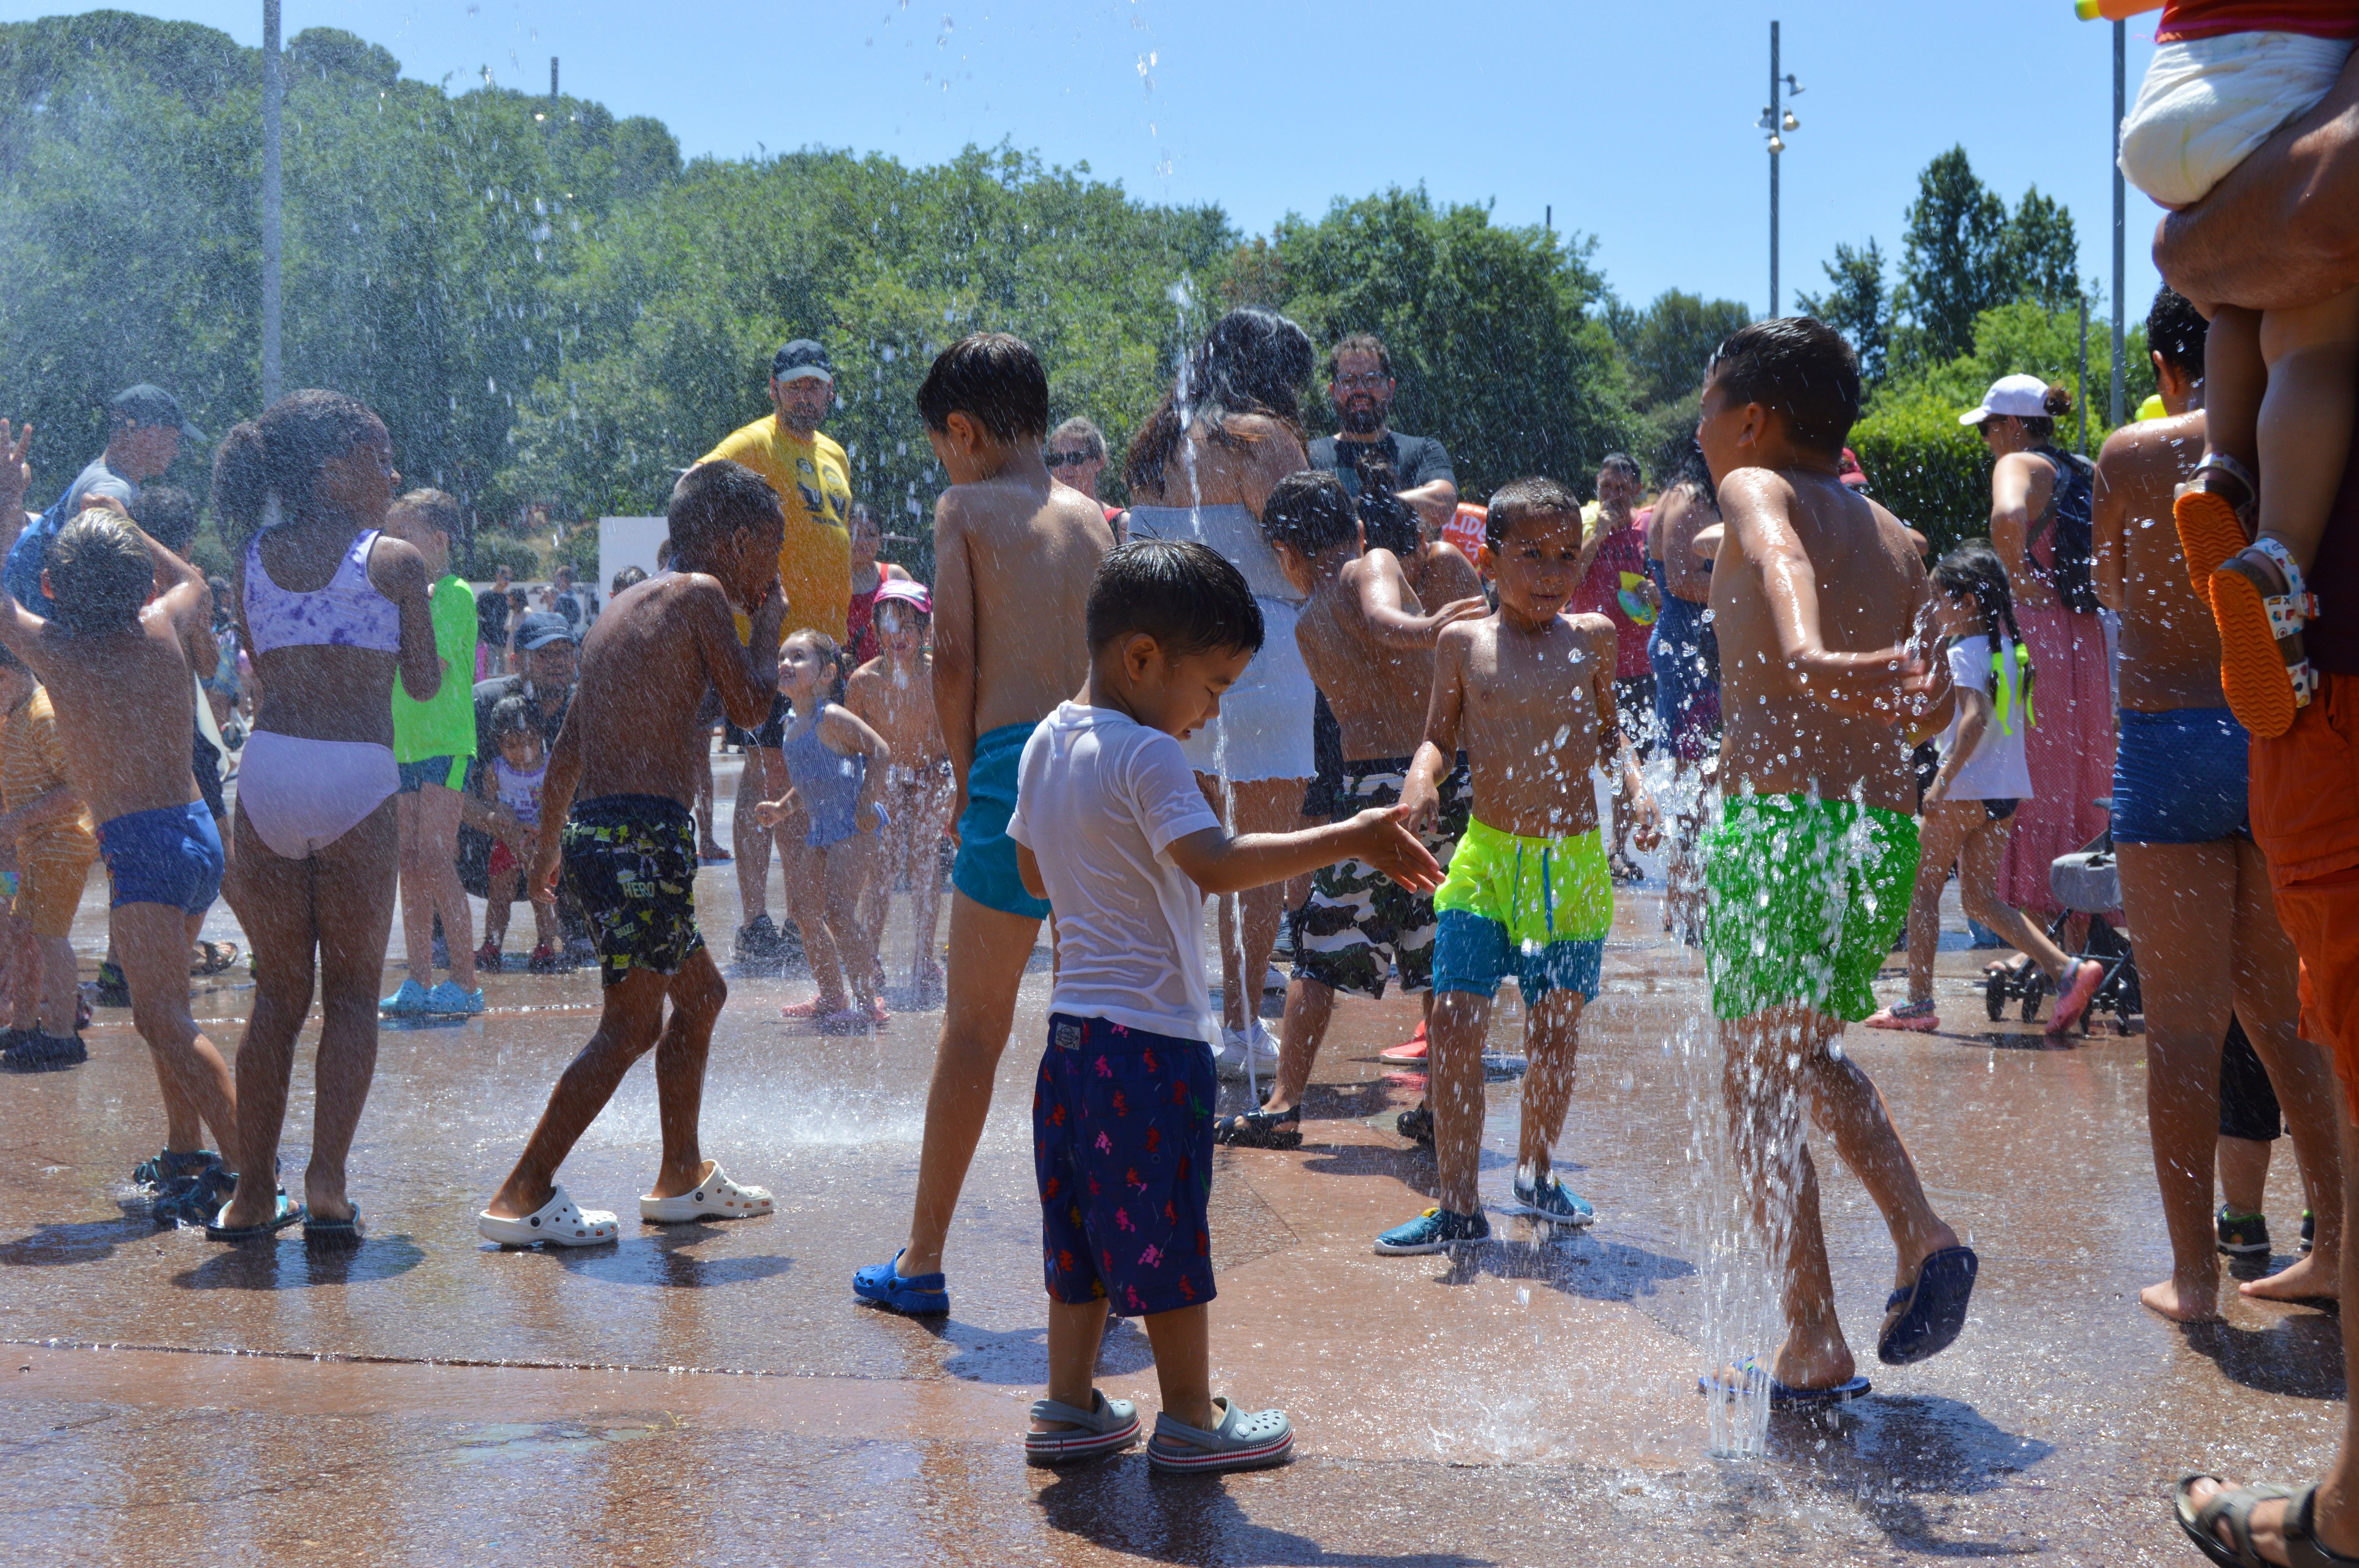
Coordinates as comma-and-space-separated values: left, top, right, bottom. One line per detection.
1431, 816, 1613, 1000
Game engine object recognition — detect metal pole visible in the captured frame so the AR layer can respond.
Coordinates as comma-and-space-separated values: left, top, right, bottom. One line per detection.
2078, 292, 2090, 452
261, 0, 282, 407
1769, 21, 1780, 317
2123, 16, 2142, 429
551, 56, 559, 100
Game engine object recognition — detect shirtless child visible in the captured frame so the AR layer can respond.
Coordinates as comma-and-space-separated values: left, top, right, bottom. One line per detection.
848, 580, 953, 998
1374, 477, 1659, 1252
1695, 318, 1975, 1409
478, 459, 788, 1246
853, 332, 1115, 1314
0, 470, 239, 1218
1212, 470, 1483, 1148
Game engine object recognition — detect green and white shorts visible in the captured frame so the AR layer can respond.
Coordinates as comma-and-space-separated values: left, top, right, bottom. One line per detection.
1292, 754, 1471, 1000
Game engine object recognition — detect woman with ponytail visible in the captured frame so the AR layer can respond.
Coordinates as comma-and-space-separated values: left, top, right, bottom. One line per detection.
205, 390, 440, 1242
1868, 542, 2105, 1037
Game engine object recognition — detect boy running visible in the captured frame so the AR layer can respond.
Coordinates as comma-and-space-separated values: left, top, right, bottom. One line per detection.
1374, 478, 1660, 1253
855, 333, 1114, 1314
1695, 318, 1975, 1409
1213, 470, 1483, 1147
478, 459, 788, 1245
1012, 538, 1440, 1472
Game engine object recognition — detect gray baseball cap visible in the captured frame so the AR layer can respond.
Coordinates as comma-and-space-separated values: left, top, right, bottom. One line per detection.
107, 384, 206, 444
771, 339, 832, 384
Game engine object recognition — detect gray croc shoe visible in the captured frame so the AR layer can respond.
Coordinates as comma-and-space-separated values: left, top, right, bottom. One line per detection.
1023, 1389, 1140, 1467
1145, 1396, 1294, 1475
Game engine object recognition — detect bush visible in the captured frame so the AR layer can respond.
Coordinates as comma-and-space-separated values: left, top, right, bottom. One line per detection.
457, 530, 542, 581
1846, 386, 1993, 561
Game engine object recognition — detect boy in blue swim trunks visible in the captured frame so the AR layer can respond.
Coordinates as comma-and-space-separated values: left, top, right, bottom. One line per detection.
0, 493, 240, 1214
1378, 477, 1660, 1254
856, 334, 1115, 1313
1695, 318, 1976, 1409
1009, 538, 1439, 1471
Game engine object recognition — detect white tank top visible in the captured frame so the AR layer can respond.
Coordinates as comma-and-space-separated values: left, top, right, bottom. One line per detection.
493, 756, 547, 828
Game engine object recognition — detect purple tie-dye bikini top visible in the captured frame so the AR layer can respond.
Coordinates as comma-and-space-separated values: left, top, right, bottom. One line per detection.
243, 528, 401, 655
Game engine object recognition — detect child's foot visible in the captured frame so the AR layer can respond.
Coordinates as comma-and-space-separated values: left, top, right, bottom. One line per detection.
2141, 1274, 2222, 1322
699, 840, 732, 864
781, 994, 850, 1020
1379, 1021, 1430, 1063
2240, 1250, 2338, 1304
1865, 998, 1940, 1033
1395, 1102, 1435, 1146
380, 978, 429, 1016
422, 980, 486, 1015
477, 1184, 620, 1249
474, 938, 502, 972
864, 995, 892, 1027
1215, 1022, 1281, 1081
852, 1248, 949, 1314
2211, 537, 2318, 739
640, 1161, 775, 1223
525, 942, 562, 974
1374, 1205, 1490, 1255
816, 1005, 875, 1035
1213, 1103, 1302, 1149
1144, 1397, 1294, 1474
1878, 1234, 1978, 1365
1504, 1169, 1595, 1227
1025, 1390, 1140, 1467
2172, 454, 2257, 594
2217, 1205, 2273, 1257
2045, 959, 2105, 1035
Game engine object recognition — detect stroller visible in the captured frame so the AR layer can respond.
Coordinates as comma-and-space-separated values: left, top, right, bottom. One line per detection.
1983, 804, 2141, 1032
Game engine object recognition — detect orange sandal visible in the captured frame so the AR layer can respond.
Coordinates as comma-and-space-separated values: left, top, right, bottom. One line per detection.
2173, 454, 2257, 597
2210, 535, 2318, 740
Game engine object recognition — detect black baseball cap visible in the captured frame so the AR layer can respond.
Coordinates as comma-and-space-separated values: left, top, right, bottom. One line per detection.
771, 339, 832, 384
107, 384, 206, 444
516, 610, 577, 651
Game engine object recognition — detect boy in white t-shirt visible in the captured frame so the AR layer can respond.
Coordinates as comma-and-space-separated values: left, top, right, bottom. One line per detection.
1007, 538, 1441, 1475
1868, 543, 2103, 1036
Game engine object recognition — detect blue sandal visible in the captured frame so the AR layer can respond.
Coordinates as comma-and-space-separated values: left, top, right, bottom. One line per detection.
1700, 1356, 1872, 1412
852, 1248, 949, 1315
1877, 1245, 1979, 1365
204, 1192, 305, 1243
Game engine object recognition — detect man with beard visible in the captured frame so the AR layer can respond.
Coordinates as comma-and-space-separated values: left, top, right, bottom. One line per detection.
1307, 336, 1458, 532
700, 339, 855, 964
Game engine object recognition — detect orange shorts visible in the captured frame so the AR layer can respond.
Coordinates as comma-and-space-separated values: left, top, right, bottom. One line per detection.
2250, 672, 2359, 1118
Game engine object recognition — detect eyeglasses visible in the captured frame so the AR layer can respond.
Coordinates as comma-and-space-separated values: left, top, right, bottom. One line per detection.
1045, 450, 1097, 468
1332, 373, 1391, 392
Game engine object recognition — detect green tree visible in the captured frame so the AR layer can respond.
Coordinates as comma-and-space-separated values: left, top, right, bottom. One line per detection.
1894, 147, 2015, 361
1795, 239, 1889, 384
1611, 290, 1753, 410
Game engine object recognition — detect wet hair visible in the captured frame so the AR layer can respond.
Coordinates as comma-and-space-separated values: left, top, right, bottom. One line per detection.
1328, 332, 1392, 380
667, 459, 781, 560
1598, 452, 1642, 485
506, 587, 528, 612
1261, 470, 1360, 558
1350, 454, 1421, 557
1124, 308, 1314, 496
1049, 416, 1107, 461
44, 509, 153, 633
916, 332, 1050, 444
489, 694, 537, 743
784, 627, 851, 706
1085, 539, 1265, 659
1654, 434, 1719, 510
1706, 318, 1861, 456
2148, 287, 2208, 379
209, 389, 386, 551
1931, 541, 2033, 701
654, 538, 674, 570
390, 487, 462, 538
2005, 383, 2074, 444
611, 565, 648, 595
874, 596, 931, 637
129, 484, 199, 556
1483, 476, 1583, 552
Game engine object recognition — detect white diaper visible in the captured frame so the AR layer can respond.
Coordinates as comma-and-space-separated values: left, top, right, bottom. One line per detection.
2119, 31, 2354, 209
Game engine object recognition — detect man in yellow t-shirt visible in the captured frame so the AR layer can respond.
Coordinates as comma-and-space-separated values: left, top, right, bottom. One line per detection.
700, 338, 854, 642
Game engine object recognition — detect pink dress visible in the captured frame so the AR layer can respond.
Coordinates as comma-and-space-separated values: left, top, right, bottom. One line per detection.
1997, 529, 2117, 914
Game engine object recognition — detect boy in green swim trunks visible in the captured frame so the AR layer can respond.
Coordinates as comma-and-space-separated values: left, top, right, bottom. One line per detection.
1696, 317, 1977, 1406
1376, 477, 1659, 1254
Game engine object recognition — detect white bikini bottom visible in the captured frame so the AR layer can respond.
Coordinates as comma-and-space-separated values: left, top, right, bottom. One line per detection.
237, 731, 401, 860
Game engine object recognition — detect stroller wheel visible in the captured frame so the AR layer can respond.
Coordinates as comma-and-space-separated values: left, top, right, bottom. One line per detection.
2020, 973, 2046, 1023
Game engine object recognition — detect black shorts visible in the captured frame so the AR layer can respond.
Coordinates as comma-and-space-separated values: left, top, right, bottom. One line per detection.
1984, 799, 2020, 822
724, 694, 788, 751
2219, 1015, 2283, 1143
559, 794, 704, 986
192, 726, 225, 823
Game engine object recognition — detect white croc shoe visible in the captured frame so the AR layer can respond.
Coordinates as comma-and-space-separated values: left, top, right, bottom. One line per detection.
478, 1184, 620, 1248
639, 1163, 776, 1224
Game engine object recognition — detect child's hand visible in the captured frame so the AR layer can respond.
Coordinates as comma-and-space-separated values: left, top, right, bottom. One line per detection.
1421, 597, 1490, 636
531, 828, 563, 905
1630, 790, 1665, 853
1396, 773, 1440, 836
753, 797, 786, 829
1343, 803, 1444, 894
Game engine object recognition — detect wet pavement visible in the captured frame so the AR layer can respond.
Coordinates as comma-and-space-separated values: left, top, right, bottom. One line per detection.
0, 758, 2336, 1565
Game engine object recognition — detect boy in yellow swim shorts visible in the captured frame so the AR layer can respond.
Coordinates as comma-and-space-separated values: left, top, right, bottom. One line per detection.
1380, 477, 1659, 1254
1695, 318, 1977, 1412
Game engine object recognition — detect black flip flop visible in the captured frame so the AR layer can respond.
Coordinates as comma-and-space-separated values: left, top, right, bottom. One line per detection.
302, 1204, 364, 1248
1877, 1245, 1979, 1365
204, 1193, 305, 1243
1214, 1105, 1301, 1149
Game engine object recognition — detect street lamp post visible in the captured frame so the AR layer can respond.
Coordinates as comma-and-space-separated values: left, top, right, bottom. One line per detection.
2110, 18, 2126, 426
1760, 22, 1803, 317
261, 0, 282, 407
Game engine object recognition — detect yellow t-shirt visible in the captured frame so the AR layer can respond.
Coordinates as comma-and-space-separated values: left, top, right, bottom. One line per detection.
702, 414, 854, 643
0, 688, 96, 865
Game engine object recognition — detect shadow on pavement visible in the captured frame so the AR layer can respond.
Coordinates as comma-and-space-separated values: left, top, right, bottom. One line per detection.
1037, 1460, 1494, 1566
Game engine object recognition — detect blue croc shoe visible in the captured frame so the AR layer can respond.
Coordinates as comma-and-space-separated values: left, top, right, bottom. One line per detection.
380, 979, 429, 1016
422, 981, 485, 1015
1505, 1171, 1596, 1228
853, 1248, 949, 1315
1374, 1206, 1490, 1255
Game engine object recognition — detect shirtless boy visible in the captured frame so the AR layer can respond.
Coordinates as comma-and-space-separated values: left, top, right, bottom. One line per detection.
1373, 477, 1659, 1252
1695, 318, 1974, 1409
1213, 470, 1483, 1148
854, 332, 1114, 1314
478, 459, 788, 1246
0, 475, 239, 1217
847, 579, 952, 997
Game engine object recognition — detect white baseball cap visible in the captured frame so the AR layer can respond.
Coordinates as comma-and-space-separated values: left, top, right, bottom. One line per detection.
1959, 373, 2053, 426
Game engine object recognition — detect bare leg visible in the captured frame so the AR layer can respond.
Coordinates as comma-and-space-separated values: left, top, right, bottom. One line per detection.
1797, 1013, 1961, 1289
2219, 1136, 2273, 1215
1956, 813, 2078, 984
907, 787, 951, 991
1261, 977, 1336, 1119
33, 934, 74, 1036
648, 947, 727, 1199
114, 902, 238, 1158
395, 790, 431, 979
217, 801, 320, 1229
1430, 989, 1492, 1215
791, 838, 847, 1009
825, 833, 880, 1009
1723, 1007, 1852, 1391
898, 892, 1041, 1276
1140, 1303, 1216, 1435
696, 729, 724, 858
1903, 805, 1973, 1004
1517, 990, 1584, 1178
2201, 307, 2263, 484
488, 967, 670, 1216
302, 800, 401, 1225
2252, 289, 2359, 573
1037, 1296, 1112, 1430
417, 783, 475, 989
731, 752, 771, 925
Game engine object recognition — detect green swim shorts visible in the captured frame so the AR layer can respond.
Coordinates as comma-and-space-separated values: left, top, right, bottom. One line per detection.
1701, 792, 1918, 1023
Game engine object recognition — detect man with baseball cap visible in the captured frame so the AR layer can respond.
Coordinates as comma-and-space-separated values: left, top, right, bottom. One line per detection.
4, 384, 206, 608
698, 339, 857, 964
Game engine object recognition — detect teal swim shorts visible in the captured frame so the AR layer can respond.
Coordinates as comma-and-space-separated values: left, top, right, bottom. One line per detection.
952, 720, 1052, 921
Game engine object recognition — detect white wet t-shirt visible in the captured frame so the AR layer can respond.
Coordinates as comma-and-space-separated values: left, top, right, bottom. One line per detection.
1941, 633, 2035, 802
1007, 701, 1221, 1045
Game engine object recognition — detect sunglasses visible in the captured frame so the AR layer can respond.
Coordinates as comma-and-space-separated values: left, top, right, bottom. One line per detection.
1332, 373, 1391, 392
1044, 450, 1098, 468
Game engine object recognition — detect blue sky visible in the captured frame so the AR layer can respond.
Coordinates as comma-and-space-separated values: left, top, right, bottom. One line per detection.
9, 0, 2168, 329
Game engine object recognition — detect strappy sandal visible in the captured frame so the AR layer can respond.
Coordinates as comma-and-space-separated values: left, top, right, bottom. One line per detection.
1213, 1104, 1301, 1149
2174, 1476, 2359, 1567
2175, 453, 2258, 596
2212, 535, 2319, 740
189, 940, 240, 978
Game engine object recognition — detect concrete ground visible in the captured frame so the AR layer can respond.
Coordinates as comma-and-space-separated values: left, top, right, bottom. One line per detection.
0, 757, 2334, 1566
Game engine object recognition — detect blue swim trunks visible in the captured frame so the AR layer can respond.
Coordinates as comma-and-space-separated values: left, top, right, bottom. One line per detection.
1034, 1013, 1218, 1318
2112, 706, 2250, 844
100, 801, 224, 915
952, 719, 1051, 920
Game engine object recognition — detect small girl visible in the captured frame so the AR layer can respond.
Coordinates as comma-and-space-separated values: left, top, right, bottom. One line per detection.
846, 583, 953, 999
475, 697, 559, 972
756, 630, 893, 1031
1869, 543, 2104, 1037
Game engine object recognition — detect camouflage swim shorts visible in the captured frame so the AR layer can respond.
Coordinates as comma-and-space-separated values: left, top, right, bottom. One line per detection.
1292, 754, 1471, 999
560, 793, 705, 986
